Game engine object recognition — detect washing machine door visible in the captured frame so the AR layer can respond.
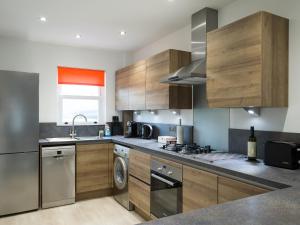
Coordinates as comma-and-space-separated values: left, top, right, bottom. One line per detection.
114, 157, 128, 190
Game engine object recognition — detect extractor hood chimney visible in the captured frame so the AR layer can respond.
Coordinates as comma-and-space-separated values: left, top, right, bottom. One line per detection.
161, 8, 218, 85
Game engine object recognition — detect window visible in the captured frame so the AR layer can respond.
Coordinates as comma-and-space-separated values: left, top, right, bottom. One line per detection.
57, 66, 105, 125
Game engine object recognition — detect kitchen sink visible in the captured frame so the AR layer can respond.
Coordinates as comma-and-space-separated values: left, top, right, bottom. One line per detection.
75, 136, 102, 141
46, 137, 77, 142
46, 136, 102, 142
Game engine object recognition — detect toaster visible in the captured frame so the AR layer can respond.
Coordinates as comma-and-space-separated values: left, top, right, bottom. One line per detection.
264, 141, 300, 170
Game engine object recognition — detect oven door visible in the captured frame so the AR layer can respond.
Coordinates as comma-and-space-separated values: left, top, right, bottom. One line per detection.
150, 171, 182, 218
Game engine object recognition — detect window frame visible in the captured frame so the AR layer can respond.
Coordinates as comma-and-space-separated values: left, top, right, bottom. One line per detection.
57, 84, 105, 126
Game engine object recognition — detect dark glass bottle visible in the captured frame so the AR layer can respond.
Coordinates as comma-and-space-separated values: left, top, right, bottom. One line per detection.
247, 126, 257, 160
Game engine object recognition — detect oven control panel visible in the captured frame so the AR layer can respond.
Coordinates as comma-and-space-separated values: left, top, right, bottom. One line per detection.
151, 159, 182, 182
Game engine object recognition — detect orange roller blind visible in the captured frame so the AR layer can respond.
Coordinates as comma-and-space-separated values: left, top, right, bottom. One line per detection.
58, 66, 105, 86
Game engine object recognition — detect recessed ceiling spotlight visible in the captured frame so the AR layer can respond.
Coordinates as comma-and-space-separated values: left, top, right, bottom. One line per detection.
40, 16, 47, 22
76, 34, 81, 39
120, 30, 126, 36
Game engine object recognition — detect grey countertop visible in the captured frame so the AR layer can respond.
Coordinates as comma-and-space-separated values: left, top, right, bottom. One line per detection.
39, 136, 300, 225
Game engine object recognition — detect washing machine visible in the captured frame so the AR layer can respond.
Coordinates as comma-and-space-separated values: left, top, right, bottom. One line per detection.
113, 144, 133, 210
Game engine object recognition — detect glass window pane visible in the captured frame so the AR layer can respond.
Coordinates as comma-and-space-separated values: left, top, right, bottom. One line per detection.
62, 98, 99, 124
60, 84, 99, 96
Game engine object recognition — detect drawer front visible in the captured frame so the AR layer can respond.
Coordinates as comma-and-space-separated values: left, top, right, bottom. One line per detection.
183, 165, 218, 212
218, 176, 269, 204
129, 149, 151, 184
129, 176, 150, 216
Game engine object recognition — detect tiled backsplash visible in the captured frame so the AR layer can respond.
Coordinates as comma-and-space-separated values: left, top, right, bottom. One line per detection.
229, 128, 300, 159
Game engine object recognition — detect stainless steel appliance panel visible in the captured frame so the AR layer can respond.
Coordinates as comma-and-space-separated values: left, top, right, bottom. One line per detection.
0, 152, 39, 216
150, 159, 183, 218
0, 70, 39, 154
42, 146, 75, 208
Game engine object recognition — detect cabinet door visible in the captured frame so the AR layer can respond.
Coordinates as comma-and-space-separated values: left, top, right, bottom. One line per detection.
207, 12, 263, 107
218, 176, 269, 204
115, 69, 130, 110
129, 61, 146, 110
76, 144, 109, 194
146, 50, 170, 109
183, 165, 218, 212
129, 149, 151, 184
129, 175, 150, 216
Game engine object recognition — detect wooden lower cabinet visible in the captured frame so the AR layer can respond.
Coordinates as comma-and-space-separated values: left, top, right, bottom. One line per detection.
129, 175, 151, 217
76, 143, 113, 200
183, 165, 218, 212
218, 176, 269, 204
129, 149, 151, 184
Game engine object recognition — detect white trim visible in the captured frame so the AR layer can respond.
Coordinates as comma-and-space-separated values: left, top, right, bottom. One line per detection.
57, 84, 105, 125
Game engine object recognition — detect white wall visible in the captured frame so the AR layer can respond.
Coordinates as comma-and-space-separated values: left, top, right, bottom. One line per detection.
132, 25, 193, 125
133, 25, 191, 62
0, 37, 130, 123
219, 0, 300, 133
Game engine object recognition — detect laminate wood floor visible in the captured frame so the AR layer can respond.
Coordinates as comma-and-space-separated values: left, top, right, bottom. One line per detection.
0, 197, 145, 225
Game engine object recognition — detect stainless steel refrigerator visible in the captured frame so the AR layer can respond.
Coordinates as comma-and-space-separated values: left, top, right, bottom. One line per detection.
0, 70, 39, 216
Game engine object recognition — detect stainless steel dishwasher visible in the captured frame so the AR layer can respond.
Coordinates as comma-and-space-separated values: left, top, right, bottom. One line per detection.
42, 145, 75, 208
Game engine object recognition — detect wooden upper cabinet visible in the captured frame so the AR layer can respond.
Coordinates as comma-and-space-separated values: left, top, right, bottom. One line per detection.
146, 49, 192, 110
115, 49, 192, 111
116, 60, 146, 111
76, 143, 110, 195
218, 176, 269, 204
183, 165, 218, 212
207, 11, 289, 108
129, 60, 146, 110
116, 67, 130, 110
129, 149, 151, 184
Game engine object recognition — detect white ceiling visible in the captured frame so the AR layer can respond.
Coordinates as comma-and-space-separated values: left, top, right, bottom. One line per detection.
0, 0, 234, 51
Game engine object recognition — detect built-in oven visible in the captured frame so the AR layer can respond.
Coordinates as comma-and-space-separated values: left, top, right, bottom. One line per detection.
150, 159, 182, 218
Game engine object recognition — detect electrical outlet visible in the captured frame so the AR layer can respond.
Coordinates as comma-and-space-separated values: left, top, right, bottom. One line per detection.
169, 126, 176, 132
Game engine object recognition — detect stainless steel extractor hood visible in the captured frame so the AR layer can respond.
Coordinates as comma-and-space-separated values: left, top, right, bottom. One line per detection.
161, 8, 218, 85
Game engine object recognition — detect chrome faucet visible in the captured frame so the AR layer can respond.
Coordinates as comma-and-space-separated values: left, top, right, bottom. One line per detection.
70, 114, 88, 139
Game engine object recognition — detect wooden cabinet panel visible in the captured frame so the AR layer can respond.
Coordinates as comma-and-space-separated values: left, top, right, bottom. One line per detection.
207, 11, 288, 108
218, 176, 269, 204
115, 69, 130, 110
129, 61, 146, 110
129, 176, 150, 216
146, 58, 170, 109
76, 143, 110, 194
183, 165, 218, 212
115, 49, 192, 111
146, 49, 192, 110
129, 149, 151, 184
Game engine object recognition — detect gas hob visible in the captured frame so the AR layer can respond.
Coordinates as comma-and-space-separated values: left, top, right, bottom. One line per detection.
160, 143, 245, 163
